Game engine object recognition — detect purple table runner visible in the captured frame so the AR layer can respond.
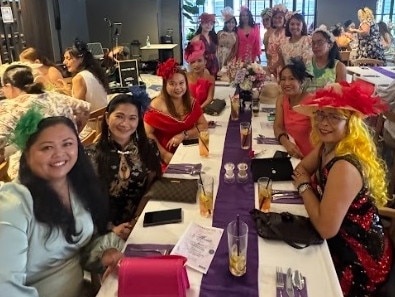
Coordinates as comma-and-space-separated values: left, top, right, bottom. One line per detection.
199, 111, 259, 297
371, 67, 395, 79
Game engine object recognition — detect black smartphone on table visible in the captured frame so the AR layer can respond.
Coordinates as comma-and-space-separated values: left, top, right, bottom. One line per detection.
273, 150, 289, 158
182, 138, 199, 146
143, 208, 183, 227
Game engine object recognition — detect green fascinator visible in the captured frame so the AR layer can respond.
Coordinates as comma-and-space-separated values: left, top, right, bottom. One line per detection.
9, 106, 44, 150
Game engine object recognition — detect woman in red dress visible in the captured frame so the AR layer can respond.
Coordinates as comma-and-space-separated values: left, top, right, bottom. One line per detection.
185, 40, 215, 108
144, 58, 208, 165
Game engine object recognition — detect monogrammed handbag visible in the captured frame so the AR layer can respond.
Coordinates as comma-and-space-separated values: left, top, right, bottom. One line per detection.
148, 177, 198, 203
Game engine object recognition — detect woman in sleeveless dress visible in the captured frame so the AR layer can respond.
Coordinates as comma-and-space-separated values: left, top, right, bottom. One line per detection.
292, 81, 392, 297
216, 7, 238, 70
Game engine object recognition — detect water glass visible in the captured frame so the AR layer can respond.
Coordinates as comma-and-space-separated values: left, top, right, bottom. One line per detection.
230, 95, 240, 121
224, 162, 235, 184
227, 220, 248, 277
237, 162, 248, 183
252, 98, 260, 117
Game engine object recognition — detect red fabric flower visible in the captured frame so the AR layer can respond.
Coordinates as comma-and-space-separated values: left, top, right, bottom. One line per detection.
199, 13, 216, 24
156, 58, 179, 80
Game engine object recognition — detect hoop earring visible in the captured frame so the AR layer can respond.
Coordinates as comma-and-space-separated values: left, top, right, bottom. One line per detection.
134, 131, 139, 142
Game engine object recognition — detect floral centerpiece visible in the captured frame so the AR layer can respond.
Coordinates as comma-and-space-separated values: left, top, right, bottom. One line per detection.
227, 59, 267, 91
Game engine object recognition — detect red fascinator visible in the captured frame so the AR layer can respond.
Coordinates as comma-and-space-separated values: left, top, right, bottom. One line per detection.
199, 13, 216, 24
294, 80, 388, 118
184, 40, 205, 63
156, 58, 179, 80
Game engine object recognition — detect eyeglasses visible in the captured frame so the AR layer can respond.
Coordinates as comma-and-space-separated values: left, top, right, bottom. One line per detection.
313, 110, 347, 125
311, 40, 327, 47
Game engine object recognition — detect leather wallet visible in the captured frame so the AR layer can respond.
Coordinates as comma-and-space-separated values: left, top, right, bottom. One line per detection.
251, 157, 294, 181
148, 177, 198, 203
203, 99, 226, 115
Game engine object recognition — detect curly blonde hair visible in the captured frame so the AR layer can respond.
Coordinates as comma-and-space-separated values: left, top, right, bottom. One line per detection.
310, 110, 389, 206
358, 7, 374, 23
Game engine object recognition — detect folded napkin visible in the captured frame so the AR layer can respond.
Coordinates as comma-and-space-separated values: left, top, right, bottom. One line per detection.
165, 163, 202, 174
277, 273, 308, 297
124, 243, 175, 257
261, 107, 276, 113
272, 191, 303, 204
255, 136, 279, 145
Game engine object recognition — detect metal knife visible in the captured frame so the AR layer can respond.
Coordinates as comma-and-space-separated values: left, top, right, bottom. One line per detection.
286, 268, 295, 297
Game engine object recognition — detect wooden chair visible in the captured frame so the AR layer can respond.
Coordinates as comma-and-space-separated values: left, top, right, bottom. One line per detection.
81, 130, 97, 147
350, 58, 385, 66
0, 160, 9, 182
87, 106, 106, 134
339, 50, 351, 66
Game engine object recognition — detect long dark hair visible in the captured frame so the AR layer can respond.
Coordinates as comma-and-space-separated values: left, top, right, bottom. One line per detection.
313, 30, 341, 68
285, 13, 307, 37
279, 57, 313, 84
160, 68, 193, 119
239, 8, 256, 27
194, 25, 218, 45
223, 16, 238, 32
95, 94, 162, 187
19, 116, 109, 243
65, 38, 109, 92
2, 64, 44, 94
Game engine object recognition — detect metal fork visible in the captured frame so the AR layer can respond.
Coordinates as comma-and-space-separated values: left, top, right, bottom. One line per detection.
276, 267, 285, 297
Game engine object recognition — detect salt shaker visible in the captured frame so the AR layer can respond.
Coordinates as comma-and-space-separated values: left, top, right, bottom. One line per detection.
224, 162, 235, 183
237, 162, 248, 183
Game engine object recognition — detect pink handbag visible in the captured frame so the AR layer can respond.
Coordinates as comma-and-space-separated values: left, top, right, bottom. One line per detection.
118, 255, 190, 297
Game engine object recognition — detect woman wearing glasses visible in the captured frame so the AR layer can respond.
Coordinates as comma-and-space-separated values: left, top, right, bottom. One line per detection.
304, 26, 346, 93
292, 81, 392, 297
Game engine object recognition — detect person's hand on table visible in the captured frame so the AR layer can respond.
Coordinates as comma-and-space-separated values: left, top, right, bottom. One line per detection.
283, 140, 304, 159
292, 166, 311, 189
112, 222, 132, 241
101, 248, 124, 281
166, 133, 184, 150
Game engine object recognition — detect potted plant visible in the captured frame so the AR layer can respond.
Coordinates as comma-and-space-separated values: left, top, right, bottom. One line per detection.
182, 0, 205, 41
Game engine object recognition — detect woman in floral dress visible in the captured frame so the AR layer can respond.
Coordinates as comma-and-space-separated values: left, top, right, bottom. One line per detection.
216, 7, 238, 70
266, 4, 287, 78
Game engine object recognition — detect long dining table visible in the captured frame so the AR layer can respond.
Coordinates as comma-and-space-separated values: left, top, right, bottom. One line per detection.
346, 66, 395, 86
96, 85, 343, 297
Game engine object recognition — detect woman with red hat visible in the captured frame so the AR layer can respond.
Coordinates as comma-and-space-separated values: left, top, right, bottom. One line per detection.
184, 40, 215, 108
236, 6, 261, 63
292, 81, 392, 297
191, 13, 219, 78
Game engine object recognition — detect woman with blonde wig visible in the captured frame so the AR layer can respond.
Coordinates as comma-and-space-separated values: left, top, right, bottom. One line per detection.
292, 81, 392, 297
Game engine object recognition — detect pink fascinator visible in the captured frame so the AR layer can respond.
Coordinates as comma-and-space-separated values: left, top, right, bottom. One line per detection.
199, 13, 216, 24
272, 4, 288, 15
221, 7, 234, 22
156, 58, 179, 80
240, 5, 249, 13
184, 40, 205, 63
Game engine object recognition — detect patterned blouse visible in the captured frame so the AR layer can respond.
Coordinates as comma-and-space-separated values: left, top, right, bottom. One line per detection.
86, 139, 160, 226
280, 35, 313, 65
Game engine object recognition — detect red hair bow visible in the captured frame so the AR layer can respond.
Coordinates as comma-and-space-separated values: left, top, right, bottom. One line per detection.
156, 58, 179, 80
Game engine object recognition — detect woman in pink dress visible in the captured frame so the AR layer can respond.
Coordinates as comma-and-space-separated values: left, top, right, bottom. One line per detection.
274, 58, 314, 158
191, 13, 219, 78
266, 4, 287, 78
144, 58, 208, 165
236, 6, 261, 63
217, 7, 238, 70
185, 40, 215, 108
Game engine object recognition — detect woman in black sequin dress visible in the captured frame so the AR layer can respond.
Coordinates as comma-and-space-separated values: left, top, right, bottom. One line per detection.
292, 81, 392, 297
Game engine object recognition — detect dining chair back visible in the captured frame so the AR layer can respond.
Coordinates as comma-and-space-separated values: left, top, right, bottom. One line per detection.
87, 106, 106, 134
81, 130, 97, 147
350, 58, 385, 66
0, 160, 10, 182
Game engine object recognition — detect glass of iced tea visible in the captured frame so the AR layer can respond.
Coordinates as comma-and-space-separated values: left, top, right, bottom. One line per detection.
198, 174, 214, 217
199, 129, 209, 157
258, 177, 272, 213
230, 95, 240, 121
252, 98, 260, 117
239, 122, 251, 150
227, 219, 248, 276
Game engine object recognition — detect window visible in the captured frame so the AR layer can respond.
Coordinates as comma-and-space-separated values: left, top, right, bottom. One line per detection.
376, 0, 394, 23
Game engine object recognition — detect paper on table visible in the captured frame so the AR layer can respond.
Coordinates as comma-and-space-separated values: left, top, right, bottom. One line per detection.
170, 222, 224, 274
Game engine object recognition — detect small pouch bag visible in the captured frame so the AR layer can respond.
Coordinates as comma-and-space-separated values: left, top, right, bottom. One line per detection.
250, 209, 323, 249
203, 99, 226, 115
148, 177, 198, 203
118, 255, 190, 297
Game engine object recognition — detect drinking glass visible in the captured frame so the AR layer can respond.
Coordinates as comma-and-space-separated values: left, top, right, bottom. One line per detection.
252, 98, 260, 117
258, 177, 272, 213
199, 129, 209, 157
239, 122, 251, 150
230, 95, 240, 121
198, 175, 214, 217
227, 220, 248, 276
237, 163, 248, 183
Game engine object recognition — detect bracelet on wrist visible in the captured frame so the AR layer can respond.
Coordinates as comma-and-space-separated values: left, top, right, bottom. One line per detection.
183, 130, 189, 140
277, 132, 289, 142
297, 182, 312, 195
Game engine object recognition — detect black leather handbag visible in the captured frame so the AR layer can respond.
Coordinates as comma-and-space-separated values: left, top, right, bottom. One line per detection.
203, 99, 226, 116
250, 209, 323, 249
